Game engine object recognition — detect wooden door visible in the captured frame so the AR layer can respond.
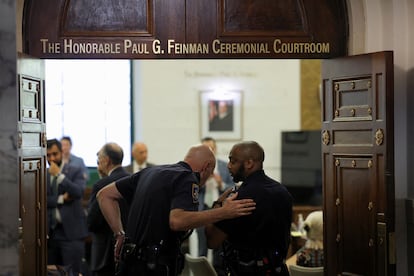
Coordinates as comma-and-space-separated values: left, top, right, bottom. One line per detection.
321, 51, 395, 276
17, 54, 47, 276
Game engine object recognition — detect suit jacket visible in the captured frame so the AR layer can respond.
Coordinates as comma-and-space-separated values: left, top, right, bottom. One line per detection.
68, 153, 89, 181
209, 113, 233, 131
87, 166, 130, 272
46, 163, 88, 240
124, 161, 155, 174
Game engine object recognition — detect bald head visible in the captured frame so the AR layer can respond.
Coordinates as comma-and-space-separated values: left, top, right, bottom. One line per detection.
232, 141, 265, 164
102, 142, 124, 165
132, 142, 148, 165
184, 144, 216, 187
228, 141, 264, 181
184, 145, 216, 170
97, 142, 124, 176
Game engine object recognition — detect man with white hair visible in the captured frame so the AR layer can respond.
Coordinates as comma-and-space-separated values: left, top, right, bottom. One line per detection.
124, 142, 155, 173
295, 210, 324, 267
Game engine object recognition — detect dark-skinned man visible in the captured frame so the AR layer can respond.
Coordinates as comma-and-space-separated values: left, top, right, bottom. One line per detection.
206, 141, 293, 276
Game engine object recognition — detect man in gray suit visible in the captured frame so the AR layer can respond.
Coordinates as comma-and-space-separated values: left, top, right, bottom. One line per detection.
87, 142, 130, 276
60, 136, 90, 181
46, 138, 89, 276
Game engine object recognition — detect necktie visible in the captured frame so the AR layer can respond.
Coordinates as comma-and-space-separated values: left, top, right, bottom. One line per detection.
51, 176, 58, 192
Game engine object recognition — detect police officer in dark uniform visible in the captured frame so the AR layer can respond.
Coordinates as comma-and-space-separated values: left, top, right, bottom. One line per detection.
206, 141, 293, 276
97, 144, 256, 276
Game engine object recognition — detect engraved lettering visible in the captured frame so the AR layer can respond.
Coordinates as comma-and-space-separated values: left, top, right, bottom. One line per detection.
167, 39, 209, 54
152, 40, 162, 54
212, 40, 270, 54
273, 39, 330, 54
63, 39, 121, 54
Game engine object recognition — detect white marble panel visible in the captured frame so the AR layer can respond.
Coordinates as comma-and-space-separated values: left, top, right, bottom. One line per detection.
0, 0, 19, 275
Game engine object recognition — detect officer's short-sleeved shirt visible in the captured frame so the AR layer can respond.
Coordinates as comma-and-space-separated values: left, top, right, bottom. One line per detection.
116, 161, 200, 249
215, 170, 293, 257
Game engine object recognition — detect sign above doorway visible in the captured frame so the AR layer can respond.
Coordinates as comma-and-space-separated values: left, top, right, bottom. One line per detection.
23, 0, 348, 59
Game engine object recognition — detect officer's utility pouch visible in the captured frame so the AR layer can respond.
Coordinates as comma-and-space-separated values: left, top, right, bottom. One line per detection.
146, 244, 161, 270
121, 241, 137, 262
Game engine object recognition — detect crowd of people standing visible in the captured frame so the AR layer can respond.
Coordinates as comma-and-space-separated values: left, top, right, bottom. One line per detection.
46, 136, 294, 276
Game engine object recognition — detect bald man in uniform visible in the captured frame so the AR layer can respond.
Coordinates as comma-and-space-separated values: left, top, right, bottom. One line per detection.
206, 141, 293, 276
125, 142, 155, 174
97, 144, 256, 276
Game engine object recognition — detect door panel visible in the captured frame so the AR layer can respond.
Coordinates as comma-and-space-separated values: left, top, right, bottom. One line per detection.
336, 157, 374, 275
322, 51, 394, 276
17, 54, 47, 276
20, 159, 43, 275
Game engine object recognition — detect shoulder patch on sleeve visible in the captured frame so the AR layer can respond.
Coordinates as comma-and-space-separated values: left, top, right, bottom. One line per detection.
192, 183, 199, 204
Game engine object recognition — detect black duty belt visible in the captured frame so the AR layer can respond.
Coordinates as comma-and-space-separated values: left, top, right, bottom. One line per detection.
119, 241, 185, 275
121, 242, 177, 265
223, 247, 286, 275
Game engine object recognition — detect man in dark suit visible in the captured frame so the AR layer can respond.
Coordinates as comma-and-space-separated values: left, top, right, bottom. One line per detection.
87, 142, 130, 276
124, 141, 155, 173
209, 100, 234, 131
46, 138, 89, 276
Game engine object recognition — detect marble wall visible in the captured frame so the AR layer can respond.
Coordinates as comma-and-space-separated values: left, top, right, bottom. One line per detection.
0, 0, 19, 275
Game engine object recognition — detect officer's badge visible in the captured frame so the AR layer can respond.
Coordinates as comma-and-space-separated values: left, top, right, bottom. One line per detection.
192, 183, 199, 204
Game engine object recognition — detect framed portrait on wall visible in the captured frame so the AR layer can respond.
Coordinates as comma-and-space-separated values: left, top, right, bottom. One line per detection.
199, 90, 242, 140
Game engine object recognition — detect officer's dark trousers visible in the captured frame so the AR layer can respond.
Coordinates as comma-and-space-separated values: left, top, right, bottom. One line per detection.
47, 224, 85, 276
122, 260, 179, 276
228, 263, 289, 276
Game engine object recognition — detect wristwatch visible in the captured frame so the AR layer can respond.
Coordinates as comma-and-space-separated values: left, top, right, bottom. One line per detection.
114, 230, 125, 238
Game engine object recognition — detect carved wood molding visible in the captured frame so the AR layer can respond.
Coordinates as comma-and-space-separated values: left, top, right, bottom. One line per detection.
23, 0, 348, 59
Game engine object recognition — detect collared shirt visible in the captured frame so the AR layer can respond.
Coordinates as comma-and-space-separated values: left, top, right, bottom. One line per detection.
133, 161, 147, 173
51, 162, 66, 222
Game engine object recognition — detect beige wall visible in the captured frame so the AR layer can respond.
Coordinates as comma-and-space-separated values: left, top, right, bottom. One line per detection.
133, 59, 301, 180
300, 60, 321, 130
